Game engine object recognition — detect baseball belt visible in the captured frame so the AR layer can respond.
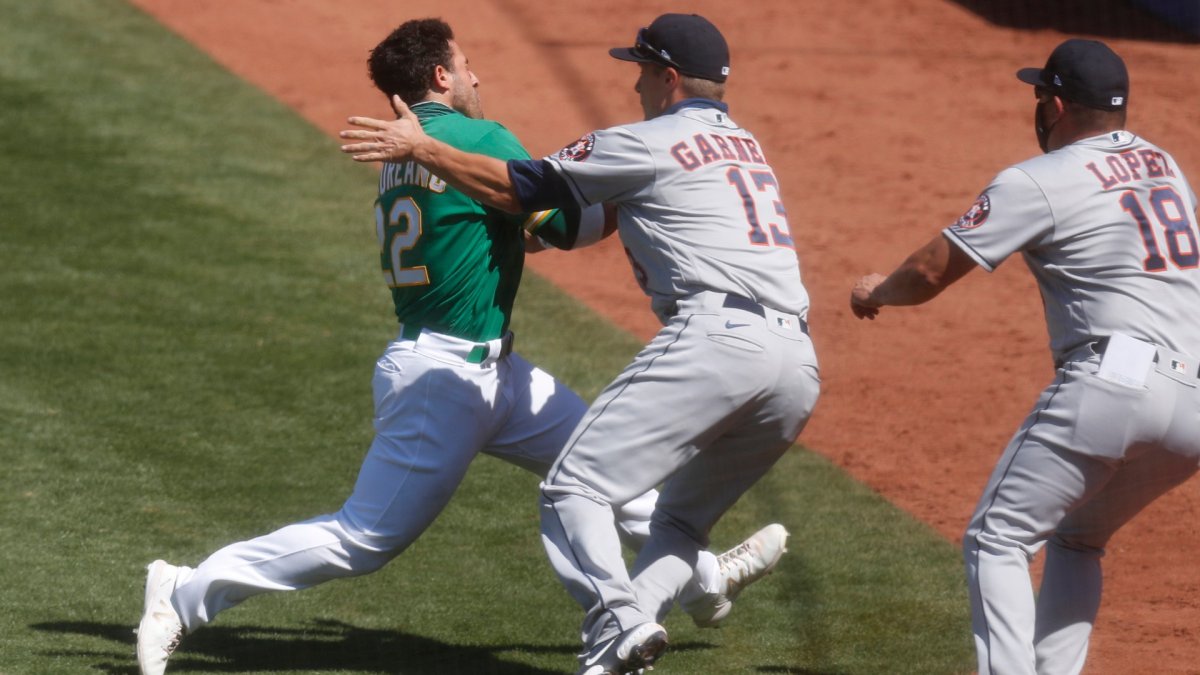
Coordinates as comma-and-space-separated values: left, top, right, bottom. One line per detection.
398, 324, 514, 365
720, 293, 810, 335
668, 291, 809, 336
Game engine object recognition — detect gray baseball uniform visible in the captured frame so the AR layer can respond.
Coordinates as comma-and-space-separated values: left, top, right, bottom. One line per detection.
530, 100, 820, 648
946, 130, 1200, 674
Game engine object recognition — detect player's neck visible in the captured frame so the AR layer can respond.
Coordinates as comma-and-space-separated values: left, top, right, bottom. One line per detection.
419, 92, 453, 108
1049, 123, 1123, 151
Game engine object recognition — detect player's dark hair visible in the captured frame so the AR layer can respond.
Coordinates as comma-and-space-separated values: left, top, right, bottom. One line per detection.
368, 18, 455, 105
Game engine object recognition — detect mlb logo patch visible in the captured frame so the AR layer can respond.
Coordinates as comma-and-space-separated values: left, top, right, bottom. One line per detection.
776, 316, 792, 330
1171, 359, 1188, 374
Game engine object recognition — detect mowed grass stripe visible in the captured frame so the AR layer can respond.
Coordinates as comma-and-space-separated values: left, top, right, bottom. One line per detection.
0, 1, 973, 672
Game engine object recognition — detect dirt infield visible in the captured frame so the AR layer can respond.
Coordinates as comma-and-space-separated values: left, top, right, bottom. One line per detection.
130, 0, 1200, 671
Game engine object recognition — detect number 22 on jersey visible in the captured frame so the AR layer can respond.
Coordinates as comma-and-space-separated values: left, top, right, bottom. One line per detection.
375, 196, 430, 287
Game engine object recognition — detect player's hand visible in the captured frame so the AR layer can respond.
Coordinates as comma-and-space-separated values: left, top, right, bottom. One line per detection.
850, 273, 887, 320
339, 95, 426, 163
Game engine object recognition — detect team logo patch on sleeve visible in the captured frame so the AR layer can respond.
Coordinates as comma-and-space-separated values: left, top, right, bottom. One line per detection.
556, 133, 595, 162
953, 194, 991, 230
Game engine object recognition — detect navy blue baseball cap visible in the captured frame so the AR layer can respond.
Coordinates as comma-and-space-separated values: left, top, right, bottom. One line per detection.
1017, 39, 1129, 111
609, 14, 730, 83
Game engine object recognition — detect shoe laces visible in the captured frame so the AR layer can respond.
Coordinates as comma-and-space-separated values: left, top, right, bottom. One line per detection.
163, 629, 181, 656
718, 541, 760, 592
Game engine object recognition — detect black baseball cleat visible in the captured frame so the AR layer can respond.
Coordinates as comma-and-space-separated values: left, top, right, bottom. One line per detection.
576, 621, 668, 675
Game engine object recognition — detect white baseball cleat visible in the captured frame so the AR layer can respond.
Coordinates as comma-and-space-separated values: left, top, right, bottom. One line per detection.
682, 523, 790, 628
136, 559, 184, 675
576, 621, 668, 675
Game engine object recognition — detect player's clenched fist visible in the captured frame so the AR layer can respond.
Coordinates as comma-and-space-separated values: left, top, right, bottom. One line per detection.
850, 273, 886, 320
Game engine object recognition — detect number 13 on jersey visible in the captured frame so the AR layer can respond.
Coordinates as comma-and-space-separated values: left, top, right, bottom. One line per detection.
727, 167, 795, 249
375, 196, 430, 287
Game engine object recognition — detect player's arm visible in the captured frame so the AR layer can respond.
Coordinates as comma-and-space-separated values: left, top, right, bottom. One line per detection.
850, 232, 977, 320
340, 95, 571, 215
526, 203, 619, 252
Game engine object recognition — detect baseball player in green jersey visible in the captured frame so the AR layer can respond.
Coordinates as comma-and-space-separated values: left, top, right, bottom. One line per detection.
851, 40, 1200, 674
136, 18, 782, 675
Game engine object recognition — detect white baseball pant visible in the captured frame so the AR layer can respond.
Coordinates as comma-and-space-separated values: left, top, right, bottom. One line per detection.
166, 329, 673, 632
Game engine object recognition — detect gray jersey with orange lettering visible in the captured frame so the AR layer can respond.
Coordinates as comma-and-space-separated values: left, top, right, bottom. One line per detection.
533, 99, 820, 652
543, 102, 809, 322
945, 131, 1200, 362
947, 130, 1200, 675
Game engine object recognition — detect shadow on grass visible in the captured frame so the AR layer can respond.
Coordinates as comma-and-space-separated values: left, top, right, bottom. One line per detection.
33, 619, 724, 674
35, 618, 570, 674
945, 0, 1199, 43
756, 669, 850, 675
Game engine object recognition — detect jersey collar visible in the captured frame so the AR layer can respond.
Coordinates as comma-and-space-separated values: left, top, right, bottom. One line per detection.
665, 97, 729, 116
410, 100, 457, 120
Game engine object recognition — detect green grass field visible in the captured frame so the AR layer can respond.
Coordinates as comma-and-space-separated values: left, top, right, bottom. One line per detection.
0, 2, 973, 673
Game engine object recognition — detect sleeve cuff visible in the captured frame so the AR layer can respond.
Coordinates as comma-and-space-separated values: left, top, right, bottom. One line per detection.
509, 159, 577, 212
943, 229, 996, 272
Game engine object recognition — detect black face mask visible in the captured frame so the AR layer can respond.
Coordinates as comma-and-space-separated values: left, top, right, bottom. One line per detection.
1034, 99, 1059, 153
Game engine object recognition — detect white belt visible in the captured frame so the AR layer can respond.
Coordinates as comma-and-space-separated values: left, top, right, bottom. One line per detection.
397, 324, 513, 365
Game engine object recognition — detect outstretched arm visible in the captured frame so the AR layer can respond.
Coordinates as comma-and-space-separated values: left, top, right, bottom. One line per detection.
850, 232, 977, 320
339, 95, 523, 213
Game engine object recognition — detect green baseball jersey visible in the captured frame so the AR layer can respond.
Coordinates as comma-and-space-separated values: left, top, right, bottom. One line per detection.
375, 102, 566, 342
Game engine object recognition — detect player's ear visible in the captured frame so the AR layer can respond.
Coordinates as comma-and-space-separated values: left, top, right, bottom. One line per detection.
663, 66, 682, 89
1045, 95, 1071, 130
430, 63, 452, 94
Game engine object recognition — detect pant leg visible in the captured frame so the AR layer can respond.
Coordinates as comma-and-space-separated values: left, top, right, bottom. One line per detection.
540, 309, 818, 647
171, 341, 499, 632
481, 352, 663, 546
965, 360, 1200, 675
963, 443, 1115, 675
632, 337, 819, 622
1035, 444, 1199, 674
963, 367, 1118, 675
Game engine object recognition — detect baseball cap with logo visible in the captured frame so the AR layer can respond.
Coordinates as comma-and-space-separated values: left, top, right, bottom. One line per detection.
609, 14, 730, 83
1016, 39, 1129, 111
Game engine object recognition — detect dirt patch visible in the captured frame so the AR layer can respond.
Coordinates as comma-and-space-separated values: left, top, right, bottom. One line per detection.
130, 0, 1200, 671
